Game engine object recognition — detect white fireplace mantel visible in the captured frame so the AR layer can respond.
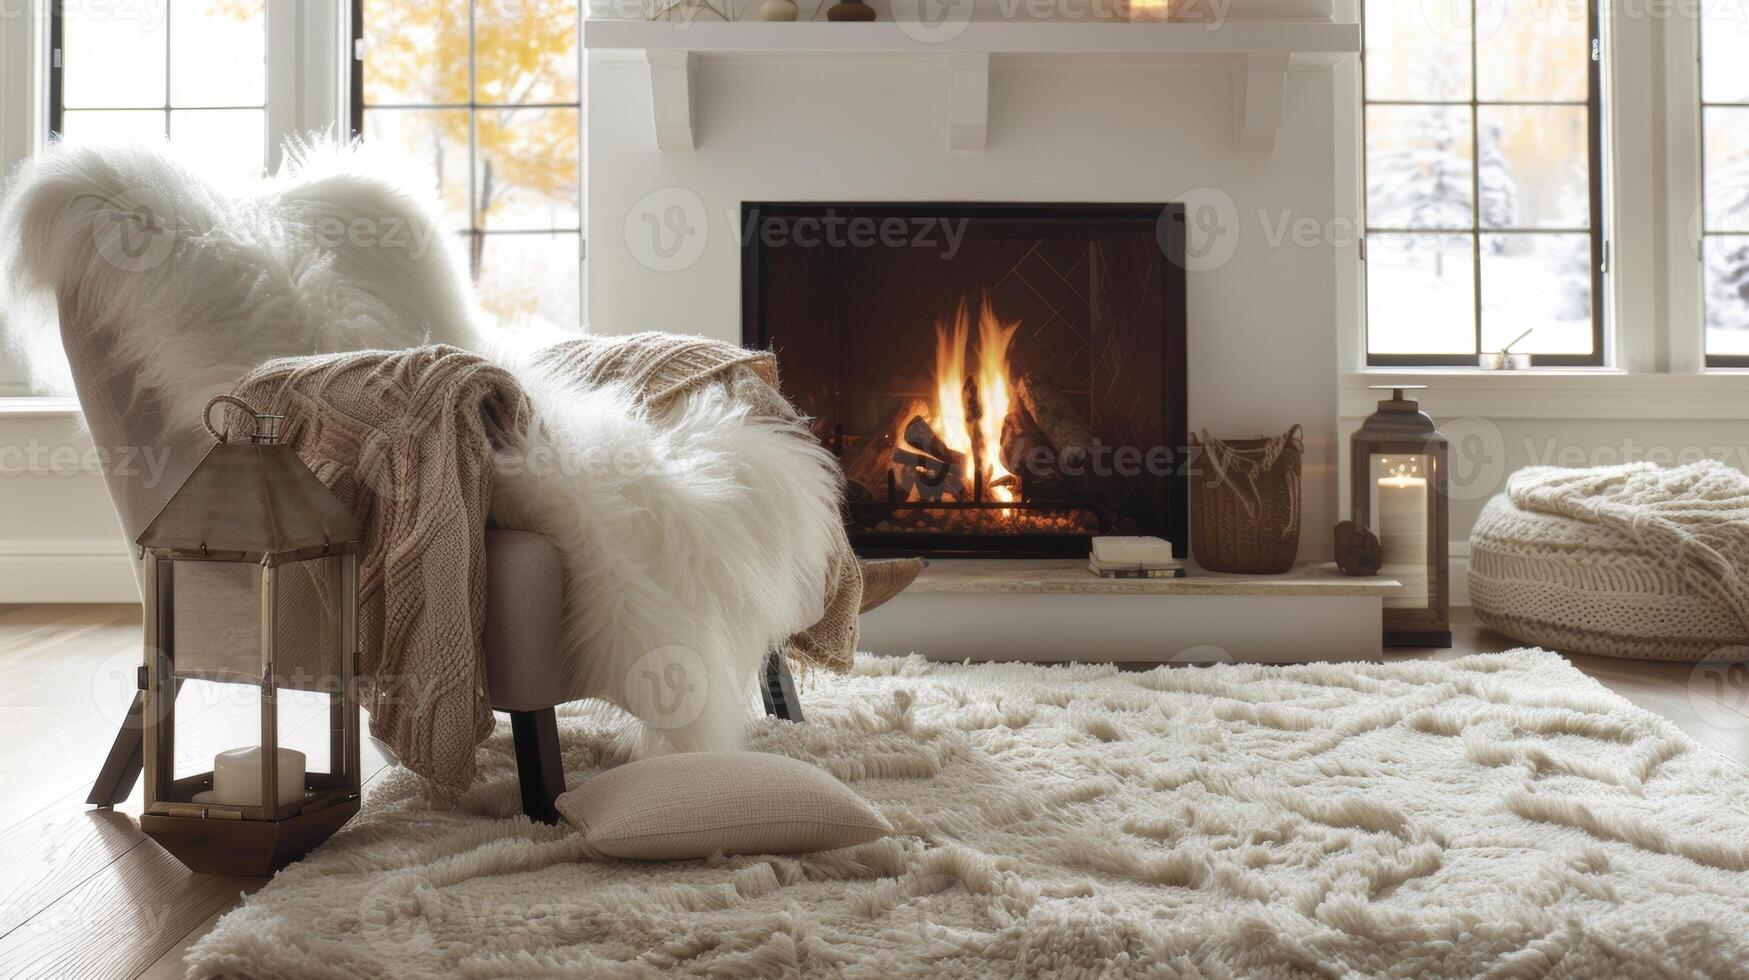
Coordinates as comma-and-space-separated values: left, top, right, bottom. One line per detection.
582, 20, 1359, 153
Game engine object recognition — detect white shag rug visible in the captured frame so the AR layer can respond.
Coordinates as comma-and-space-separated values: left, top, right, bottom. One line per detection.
186, 651, 1749, 979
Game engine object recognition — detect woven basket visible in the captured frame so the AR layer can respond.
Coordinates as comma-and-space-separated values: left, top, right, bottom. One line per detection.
1188, 425, 1303, 574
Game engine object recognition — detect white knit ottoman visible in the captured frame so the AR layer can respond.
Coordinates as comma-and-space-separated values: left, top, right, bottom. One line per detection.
1468, 479, 1745, 661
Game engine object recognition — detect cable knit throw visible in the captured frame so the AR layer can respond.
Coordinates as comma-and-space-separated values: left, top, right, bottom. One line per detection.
221, 346, 527, 797
1469, 462, 1749, 660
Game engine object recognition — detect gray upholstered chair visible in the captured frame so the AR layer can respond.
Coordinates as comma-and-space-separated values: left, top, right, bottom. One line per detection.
65, 312, 801, 824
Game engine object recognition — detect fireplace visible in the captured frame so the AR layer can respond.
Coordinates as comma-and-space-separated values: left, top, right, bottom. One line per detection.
743, 203, 1188, 558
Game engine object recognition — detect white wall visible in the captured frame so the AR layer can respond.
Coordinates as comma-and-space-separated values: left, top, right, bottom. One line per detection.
587, 56, 1343, 560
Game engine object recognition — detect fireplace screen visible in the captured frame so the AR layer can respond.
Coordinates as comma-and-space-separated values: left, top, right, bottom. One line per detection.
743, 203, 1188, 558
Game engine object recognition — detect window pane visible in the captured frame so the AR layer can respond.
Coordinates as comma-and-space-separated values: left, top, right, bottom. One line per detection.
475, 0, 580, 104
363, 0, 470, 105
363, 108, 473, 231
474, 233, 580, 327
1703, 3, 1749, 105
1478, 106, 1589, 230
1366, 106, 1474, 230
1366, 233, 1477, 355
59, 109, 166, 143
1481, 233, 1592, 354
475, 108, 580, 231
1705, 107, 1749, 234
1705, 236, 1749, 356
170, 0, 266, 108
1476, 0, 1588, 103
170, 109, 265, 182
61, 7, 167, 109
1363, 0, 1469, 102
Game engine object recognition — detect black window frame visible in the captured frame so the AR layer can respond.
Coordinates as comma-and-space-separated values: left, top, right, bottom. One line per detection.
1361, 0, 1607, 368
347, 0, 585, 308
46, 0, 268, 156
1700, 8, 1749, 369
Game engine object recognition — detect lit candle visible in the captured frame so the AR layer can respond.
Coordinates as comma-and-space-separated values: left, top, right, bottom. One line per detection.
1376, 461, 1429, 609
206, 746, 306, 807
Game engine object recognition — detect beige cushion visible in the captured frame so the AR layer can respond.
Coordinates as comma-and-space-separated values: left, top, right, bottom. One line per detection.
557, 752, 891, 860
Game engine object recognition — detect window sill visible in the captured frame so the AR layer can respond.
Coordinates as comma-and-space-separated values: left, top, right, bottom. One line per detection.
0, 396, 82, 418
1340, 370, 1749, 420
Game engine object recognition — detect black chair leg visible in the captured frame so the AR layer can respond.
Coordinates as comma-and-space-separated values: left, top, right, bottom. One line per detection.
87, 690, 147, 807
761, 653, 804, 723
509, 708, 565, 823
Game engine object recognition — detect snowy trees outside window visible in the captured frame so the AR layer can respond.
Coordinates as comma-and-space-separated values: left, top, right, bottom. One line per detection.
1362, 1, 1601, 364
1702, 3, 1749, 363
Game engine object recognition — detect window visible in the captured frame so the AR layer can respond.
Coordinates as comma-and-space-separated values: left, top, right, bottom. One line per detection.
48, 0, 268, 182
1702, 3, 1749, 367
351, 0, 582, 329
1362, 1, 1605, 366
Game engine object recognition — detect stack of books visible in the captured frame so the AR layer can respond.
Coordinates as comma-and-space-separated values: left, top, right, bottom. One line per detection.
1087, 536, 1185, 579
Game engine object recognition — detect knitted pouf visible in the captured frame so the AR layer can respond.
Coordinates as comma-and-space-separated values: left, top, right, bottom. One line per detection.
1469, 484, 1744, 661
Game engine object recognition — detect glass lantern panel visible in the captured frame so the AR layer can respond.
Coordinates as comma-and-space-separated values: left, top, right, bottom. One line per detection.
168, 677, 262, 788
272, 555, 352, 790
170, 560, 264, 682
270, 556, 347, 692
1366, 454, 1434, 611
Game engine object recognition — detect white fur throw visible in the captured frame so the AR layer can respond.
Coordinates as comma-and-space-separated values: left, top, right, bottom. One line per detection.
1470, 462, 1749, 660
0, 139, 486, 438
0, 140, 842, 765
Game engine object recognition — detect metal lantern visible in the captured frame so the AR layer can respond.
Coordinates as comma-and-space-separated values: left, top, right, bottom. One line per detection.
1350, 385, 1451, 647
135, 396, 363, 876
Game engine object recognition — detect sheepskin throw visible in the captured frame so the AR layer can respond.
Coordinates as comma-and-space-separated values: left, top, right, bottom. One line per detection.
1471, 462, 1749, 660
0, 140, 485, 449
490, 337, 846, 760
525, 333, 864, 672
185, 650, 1749, 978
219, 346, 525, 797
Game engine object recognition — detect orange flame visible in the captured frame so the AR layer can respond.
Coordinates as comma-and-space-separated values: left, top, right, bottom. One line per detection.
907, 295, 1020, 505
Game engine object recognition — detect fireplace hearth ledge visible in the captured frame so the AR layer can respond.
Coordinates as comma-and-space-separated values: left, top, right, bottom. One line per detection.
859, 561, 1409, 663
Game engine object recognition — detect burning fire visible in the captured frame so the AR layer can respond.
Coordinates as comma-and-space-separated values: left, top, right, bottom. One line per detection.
910, 295, 1020, 504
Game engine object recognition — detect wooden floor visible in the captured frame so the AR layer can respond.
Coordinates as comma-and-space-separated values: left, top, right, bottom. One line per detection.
0, 603, 1744, 979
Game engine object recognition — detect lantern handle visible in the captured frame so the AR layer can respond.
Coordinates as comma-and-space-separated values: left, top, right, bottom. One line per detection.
202, 394, 265, 444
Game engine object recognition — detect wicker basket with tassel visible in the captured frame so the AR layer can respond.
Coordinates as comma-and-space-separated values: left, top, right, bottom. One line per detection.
1188, 424, 1302, 574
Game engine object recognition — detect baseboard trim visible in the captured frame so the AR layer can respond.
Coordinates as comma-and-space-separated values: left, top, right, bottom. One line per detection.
0, 539, 138, 603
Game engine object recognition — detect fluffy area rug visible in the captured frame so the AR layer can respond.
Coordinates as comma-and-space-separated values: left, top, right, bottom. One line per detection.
184, 651, 1749, 978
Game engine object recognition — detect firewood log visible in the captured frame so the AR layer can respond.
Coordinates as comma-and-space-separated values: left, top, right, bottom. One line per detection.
892, 448, 966, 500
1015, 373, 1093, 470
843, 398, 930, 498
903, 416, 964, 468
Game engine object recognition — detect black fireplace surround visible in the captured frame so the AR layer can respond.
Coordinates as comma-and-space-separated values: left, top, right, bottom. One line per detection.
743, 202, 1188, 558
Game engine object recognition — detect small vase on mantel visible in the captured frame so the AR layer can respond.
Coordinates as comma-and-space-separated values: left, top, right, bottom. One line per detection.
758, 0, 799, 19
827, 0, 876, 20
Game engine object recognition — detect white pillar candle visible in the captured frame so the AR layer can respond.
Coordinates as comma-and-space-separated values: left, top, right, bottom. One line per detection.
210, 746, 306, 807
1376, 469, 1429, 609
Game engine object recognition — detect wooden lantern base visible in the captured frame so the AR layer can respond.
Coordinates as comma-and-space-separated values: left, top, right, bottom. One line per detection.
141, 798, 360, 876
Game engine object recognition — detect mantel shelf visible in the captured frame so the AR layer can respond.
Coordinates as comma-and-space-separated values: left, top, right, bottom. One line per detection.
584, 20, 1360, 152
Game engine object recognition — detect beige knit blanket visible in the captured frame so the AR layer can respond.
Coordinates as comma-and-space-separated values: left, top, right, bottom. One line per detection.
222, 346, 525, 797
224, 334, 880, 795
